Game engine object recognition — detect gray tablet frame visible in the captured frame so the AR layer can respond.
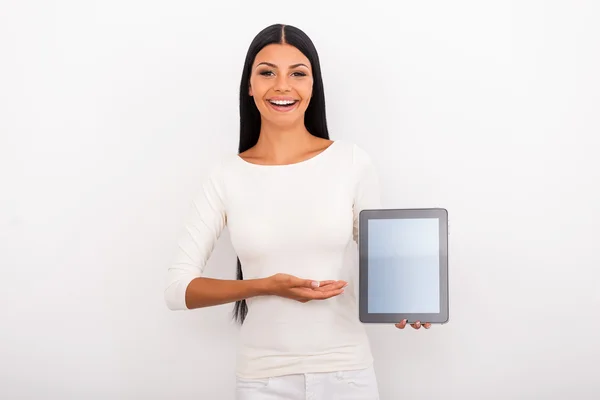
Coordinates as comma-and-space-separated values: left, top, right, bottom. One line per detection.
358, 208, 449, 324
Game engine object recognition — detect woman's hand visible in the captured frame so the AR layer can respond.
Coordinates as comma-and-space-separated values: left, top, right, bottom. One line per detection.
395, 319, 432, 330
265, 273, 346, 303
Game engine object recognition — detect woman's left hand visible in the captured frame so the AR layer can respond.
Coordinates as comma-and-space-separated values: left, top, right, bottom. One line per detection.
395, 319, 431, 330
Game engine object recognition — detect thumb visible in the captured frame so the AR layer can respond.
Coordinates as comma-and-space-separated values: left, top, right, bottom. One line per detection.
294, 277, 320, 288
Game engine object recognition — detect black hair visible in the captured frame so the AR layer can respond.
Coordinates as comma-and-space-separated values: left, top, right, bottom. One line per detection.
233, 24, 330, 324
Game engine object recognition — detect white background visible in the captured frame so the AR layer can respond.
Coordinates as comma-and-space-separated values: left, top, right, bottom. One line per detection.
1, 1, 599, 399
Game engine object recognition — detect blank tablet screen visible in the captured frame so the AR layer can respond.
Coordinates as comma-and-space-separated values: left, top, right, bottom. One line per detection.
367, 218, 440, 314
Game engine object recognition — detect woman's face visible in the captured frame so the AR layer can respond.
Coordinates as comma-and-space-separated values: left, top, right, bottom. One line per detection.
249, 44, 313, 126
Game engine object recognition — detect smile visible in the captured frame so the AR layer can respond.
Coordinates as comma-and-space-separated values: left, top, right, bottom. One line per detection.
267, 99, 299, 112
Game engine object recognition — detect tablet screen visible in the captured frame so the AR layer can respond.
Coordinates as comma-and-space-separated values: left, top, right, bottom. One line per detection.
367, 218, 441, 314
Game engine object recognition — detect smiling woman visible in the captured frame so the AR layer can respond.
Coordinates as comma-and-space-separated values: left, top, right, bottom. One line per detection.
165, 23, 404, 400
250, 51, 312, 115
236, 24, 329, 160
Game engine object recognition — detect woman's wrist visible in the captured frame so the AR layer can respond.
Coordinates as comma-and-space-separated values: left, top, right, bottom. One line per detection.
249, 277, 272, 297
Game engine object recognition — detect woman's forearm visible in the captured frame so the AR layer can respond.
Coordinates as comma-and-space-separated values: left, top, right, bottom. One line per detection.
184, 277, 270, 309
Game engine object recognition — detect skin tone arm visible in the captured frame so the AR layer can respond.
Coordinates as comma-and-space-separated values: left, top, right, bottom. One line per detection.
184, 273, 347, 309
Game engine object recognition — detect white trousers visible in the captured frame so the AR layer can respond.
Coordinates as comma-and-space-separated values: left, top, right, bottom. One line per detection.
235, 366, 380, 400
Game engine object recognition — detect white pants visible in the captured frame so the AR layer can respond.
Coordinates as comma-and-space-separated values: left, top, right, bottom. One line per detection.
235, 366, 380, 400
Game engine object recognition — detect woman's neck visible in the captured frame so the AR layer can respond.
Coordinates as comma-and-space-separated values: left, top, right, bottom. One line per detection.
254, 120, 315, 161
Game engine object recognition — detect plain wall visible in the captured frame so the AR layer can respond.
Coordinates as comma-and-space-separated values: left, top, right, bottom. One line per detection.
1, 1, 599, 399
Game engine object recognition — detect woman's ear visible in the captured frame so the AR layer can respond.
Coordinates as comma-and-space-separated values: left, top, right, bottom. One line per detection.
249, 85, 253, 97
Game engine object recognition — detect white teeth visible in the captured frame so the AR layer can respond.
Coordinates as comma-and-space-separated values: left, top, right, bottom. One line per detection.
270, 100, 296, 105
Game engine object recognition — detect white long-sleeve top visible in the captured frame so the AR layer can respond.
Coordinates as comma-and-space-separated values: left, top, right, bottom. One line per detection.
164, 140, 381, 379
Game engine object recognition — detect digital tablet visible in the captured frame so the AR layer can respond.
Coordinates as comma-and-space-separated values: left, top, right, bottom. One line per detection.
358, 208, 449, 324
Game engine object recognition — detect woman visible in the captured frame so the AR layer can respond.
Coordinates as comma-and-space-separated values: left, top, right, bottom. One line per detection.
164, 23, 430, 400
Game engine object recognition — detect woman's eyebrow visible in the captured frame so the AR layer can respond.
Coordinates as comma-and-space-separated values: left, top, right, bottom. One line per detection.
255, 62, 309, 69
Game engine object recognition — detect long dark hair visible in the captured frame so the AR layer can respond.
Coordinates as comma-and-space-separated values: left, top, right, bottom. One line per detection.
233, 24, 330, 324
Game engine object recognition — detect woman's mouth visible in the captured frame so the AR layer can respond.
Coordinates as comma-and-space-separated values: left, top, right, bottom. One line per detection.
267, 99, 299, 112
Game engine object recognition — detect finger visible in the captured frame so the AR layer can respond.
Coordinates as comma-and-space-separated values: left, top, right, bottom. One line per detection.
424, 323, 432, 329
293, 288, 329, 300
411, 321, 421, 329
313, 280, 347, 292
292, 277, 321, 288
311, 280, 337, 290
316, 280, 336, 286
301, 287, 344, 300
395, 319, 408, 329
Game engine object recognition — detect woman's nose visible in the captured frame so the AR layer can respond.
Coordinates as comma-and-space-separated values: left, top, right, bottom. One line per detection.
274, 75, 291, 92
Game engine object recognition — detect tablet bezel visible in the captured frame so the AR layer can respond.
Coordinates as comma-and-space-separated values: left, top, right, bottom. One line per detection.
358, 208, 449, 324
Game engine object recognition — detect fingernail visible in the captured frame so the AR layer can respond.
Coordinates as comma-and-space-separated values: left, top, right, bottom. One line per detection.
311, 281, 320, 288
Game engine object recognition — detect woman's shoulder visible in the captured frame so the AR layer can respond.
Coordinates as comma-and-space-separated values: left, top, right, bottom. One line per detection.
200, 151, 241, 182
329, 139, 375, 167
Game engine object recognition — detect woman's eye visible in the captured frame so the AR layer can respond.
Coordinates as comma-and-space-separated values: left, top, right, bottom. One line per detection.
259, 71, 306, 77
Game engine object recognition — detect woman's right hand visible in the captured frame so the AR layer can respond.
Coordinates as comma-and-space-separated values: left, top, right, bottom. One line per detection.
265, 273, 347, 303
